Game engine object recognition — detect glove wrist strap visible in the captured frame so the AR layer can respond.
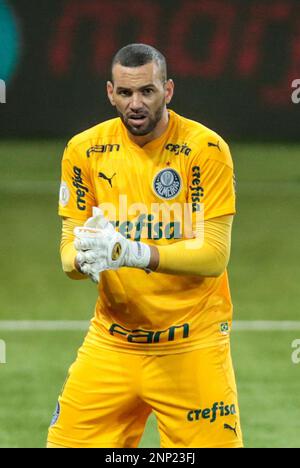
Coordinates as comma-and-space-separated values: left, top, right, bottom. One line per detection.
125, 241, 151, 269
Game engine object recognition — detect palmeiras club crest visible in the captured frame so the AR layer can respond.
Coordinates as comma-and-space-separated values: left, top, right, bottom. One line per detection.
153, 168, 182, 200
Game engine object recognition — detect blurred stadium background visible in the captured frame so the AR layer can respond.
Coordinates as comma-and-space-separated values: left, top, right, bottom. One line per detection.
1, 0, 300, 448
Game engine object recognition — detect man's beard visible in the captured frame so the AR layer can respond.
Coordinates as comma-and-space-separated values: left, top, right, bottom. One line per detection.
117, 101, 165, 136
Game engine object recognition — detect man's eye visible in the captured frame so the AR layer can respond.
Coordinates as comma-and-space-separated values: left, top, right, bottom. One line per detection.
143, 89, 154, 95
119, 90, 131, 97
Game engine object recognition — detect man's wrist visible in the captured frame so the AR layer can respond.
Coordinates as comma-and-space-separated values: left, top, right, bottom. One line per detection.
148, 245, 160, 271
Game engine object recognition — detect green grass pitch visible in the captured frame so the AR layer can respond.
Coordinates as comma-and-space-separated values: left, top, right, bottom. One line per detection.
0, 141, 300, 447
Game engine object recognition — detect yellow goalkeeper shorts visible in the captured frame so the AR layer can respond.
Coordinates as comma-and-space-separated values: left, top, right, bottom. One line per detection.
47, 329, 243, 448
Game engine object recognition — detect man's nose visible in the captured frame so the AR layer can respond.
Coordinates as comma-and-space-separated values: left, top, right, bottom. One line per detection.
130, 93, 143, 111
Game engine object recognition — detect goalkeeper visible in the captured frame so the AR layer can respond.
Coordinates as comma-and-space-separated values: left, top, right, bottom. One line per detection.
47, 43, 243, 448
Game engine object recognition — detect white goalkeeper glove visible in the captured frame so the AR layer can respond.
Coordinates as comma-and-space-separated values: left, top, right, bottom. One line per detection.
74, 207, 151, 283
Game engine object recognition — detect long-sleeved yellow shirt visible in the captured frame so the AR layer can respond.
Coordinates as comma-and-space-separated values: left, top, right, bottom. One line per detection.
58, 109, 236, 355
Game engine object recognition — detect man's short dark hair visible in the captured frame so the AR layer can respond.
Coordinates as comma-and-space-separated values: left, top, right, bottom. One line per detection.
111, 44, 167, 83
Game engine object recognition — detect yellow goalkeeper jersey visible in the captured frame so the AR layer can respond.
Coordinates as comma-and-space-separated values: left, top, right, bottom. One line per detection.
58, 110, 236, 355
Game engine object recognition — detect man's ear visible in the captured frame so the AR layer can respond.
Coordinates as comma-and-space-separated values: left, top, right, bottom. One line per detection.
107, 81, 115, 106
165, 79, 175, 105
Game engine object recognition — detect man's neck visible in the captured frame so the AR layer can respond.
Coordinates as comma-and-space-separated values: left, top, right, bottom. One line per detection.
127, 108, 170, 148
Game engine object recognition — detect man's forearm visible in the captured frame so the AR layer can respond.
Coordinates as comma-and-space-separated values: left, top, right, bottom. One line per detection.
148, 216, 233, 277
61, 242, 87, 280
61, 218, 87, 280
154, 240, 228, 277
